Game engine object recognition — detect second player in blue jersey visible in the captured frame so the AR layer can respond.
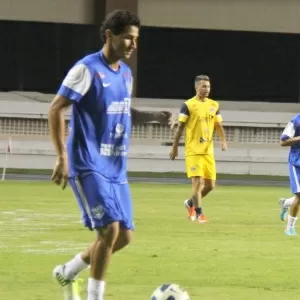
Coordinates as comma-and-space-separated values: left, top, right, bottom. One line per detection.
280, 114, 300, 236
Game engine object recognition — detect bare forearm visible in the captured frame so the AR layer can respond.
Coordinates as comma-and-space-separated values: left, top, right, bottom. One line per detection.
131, 108, 161, 125
215, 124, 226, 141
48, 107, 66, 158
173, 125, 184, 147
280, 137, 300, 146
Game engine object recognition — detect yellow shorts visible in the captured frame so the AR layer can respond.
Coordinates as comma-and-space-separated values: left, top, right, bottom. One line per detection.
185, 154, 216, 179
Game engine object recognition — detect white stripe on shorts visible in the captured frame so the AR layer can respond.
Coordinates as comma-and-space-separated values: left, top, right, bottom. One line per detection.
292, 165, 300, 193
74, 177, 95, 229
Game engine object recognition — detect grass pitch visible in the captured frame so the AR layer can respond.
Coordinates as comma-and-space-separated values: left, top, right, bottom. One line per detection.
0, 181, 299, 300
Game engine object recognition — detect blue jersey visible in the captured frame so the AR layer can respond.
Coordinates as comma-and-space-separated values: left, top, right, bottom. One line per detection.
281, 114, 300, 167
57, 50, 133, 183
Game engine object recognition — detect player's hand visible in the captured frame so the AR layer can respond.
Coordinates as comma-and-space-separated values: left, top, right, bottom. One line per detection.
169, 146, 178, 160
157, 111, 172, 126
220, 140, 228, 151
51, 155, 69, 190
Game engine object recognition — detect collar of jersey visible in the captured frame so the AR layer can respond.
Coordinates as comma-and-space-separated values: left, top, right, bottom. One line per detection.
194, 96, 209, 102
99, 50, 121, 74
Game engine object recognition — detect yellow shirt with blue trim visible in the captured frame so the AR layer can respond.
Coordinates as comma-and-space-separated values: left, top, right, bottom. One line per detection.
178, 96, 223, 156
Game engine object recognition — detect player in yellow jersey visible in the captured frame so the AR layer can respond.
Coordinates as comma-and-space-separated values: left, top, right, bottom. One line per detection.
169, 75, 227, 223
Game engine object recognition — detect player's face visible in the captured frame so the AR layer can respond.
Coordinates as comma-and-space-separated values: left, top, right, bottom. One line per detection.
196, 80, 211, 98
111, 26, 139, 59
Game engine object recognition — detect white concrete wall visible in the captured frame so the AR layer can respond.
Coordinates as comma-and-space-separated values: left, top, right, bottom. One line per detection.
0, 140, 289, 176
138, 0, 300, 33
1, 92, 299, 113
0, 99, 296, 127
0, 94, 292, 176
0, 0, 94, 24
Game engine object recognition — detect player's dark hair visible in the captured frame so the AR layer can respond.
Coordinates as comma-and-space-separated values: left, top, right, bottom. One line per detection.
100, 10, 140, 43
195, 75, 210, 84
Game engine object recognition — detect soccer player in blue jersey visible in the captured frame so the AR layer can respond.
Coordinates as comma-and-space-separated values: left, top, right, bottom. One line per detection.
280, 114, 300, 236
48, 10, 172, 300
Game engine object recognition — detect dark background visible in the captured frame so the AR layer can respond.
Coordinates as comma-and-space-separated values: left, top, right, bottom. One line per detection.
0, 21, 100, 93
1, 20, 300, 102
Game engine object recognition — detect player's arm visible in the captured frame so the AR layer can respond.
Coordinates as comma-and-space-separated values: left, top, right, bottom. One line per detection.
214, 122, 226, 140
214, 108, 227, 151
49, 64, 92, 157
214, 109, 225, 139
172, 121, 185, 147
169, 103, 188, 160
131, 107, 171, 125
48, 96, 72, 159
48, 63, 92, 188
280, 121, 300, 146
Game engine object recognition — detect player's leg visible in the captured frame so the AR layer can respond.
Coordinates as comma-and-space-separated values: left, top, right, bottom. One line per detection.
285, 165, 300, 235
52, 176, 92, 300
53, 228, 131, 299
201, 179, 215, 197
191, 176, 203, 221
80, 229, 132, 263
61, 229, 132, 279
86, 179, 134, 300
53, 173, 131, 300
88, 223, 119, 300
196, 154, 216, 222
278, 197, 294, 221
184, 155, 203, 221
279, 197, 295, 208
85, 227, 132, 299
285, 194, 300, 235
201, 154, 216, 198
184, 155, 215, 222
278, 196, 295, 221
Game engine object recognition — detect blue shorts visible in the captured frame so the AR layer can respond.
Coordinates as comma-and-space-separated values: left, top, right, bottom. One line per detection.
289, 164, 300, 194
69, 172, 133, 231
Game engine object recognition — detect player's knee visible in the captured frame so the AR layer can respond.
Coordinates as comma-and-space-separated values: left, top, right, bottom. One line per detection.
97, 222, 120, 248
119, 229, 133, 247
293, 194, 300, 204
205, 181, 215, 192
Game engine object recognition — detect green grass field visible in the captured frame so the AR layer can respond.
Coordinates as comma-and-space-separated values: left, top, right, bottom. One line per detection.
0, 181, 299, 300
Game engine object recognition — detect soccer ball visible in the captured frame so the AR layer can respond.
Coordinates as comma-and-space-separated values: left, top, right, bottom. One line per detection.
150, 283, 190, 300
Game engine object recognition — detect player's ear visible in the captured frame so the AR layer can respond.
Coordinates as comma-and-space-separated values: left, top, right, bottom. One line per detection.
105, 29, 113, 41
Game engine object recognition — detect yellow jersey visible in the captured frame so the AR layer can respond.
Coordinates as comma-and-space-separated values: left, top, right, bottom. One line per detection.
178, 96, 223, 156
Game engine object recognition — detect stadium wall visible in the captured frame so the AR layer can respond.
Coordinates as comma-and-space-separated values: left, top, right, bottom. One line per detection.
0, 139, 290, 177
138, 0, 300, 33
0, 95, 292, 177
0, 0, 94, 24
1, 1, 300, 103
2, 0, 299, 33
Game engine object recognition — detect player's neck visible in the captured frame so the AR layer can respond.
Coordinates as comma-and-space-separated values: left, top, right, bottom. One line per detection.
196, 95, 207, 102
102, 45, 120, 71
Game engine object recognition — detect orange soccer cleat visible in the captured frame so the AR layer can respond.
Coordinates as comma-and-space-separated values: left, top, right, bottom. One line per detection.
197, 214, 208, 223
184, 199, 196, 221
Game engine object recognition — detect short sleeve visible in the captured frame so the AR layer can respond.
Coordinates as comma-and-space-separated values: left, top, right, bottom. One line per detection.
215, 108, 223, 123
57, 64, 92, 103
281, 121, 295, 141
178, 103, 190, 123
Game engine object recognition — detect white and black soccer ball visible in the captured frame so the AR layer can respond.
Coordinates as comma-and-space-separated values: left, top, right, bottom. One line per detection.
150, 283, 190, 300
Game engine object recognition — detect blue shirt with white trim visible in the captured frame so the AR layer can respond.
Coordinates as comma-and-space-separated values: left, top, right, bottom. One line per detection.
57, 50, 133, 182
281, 114, 300, 167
